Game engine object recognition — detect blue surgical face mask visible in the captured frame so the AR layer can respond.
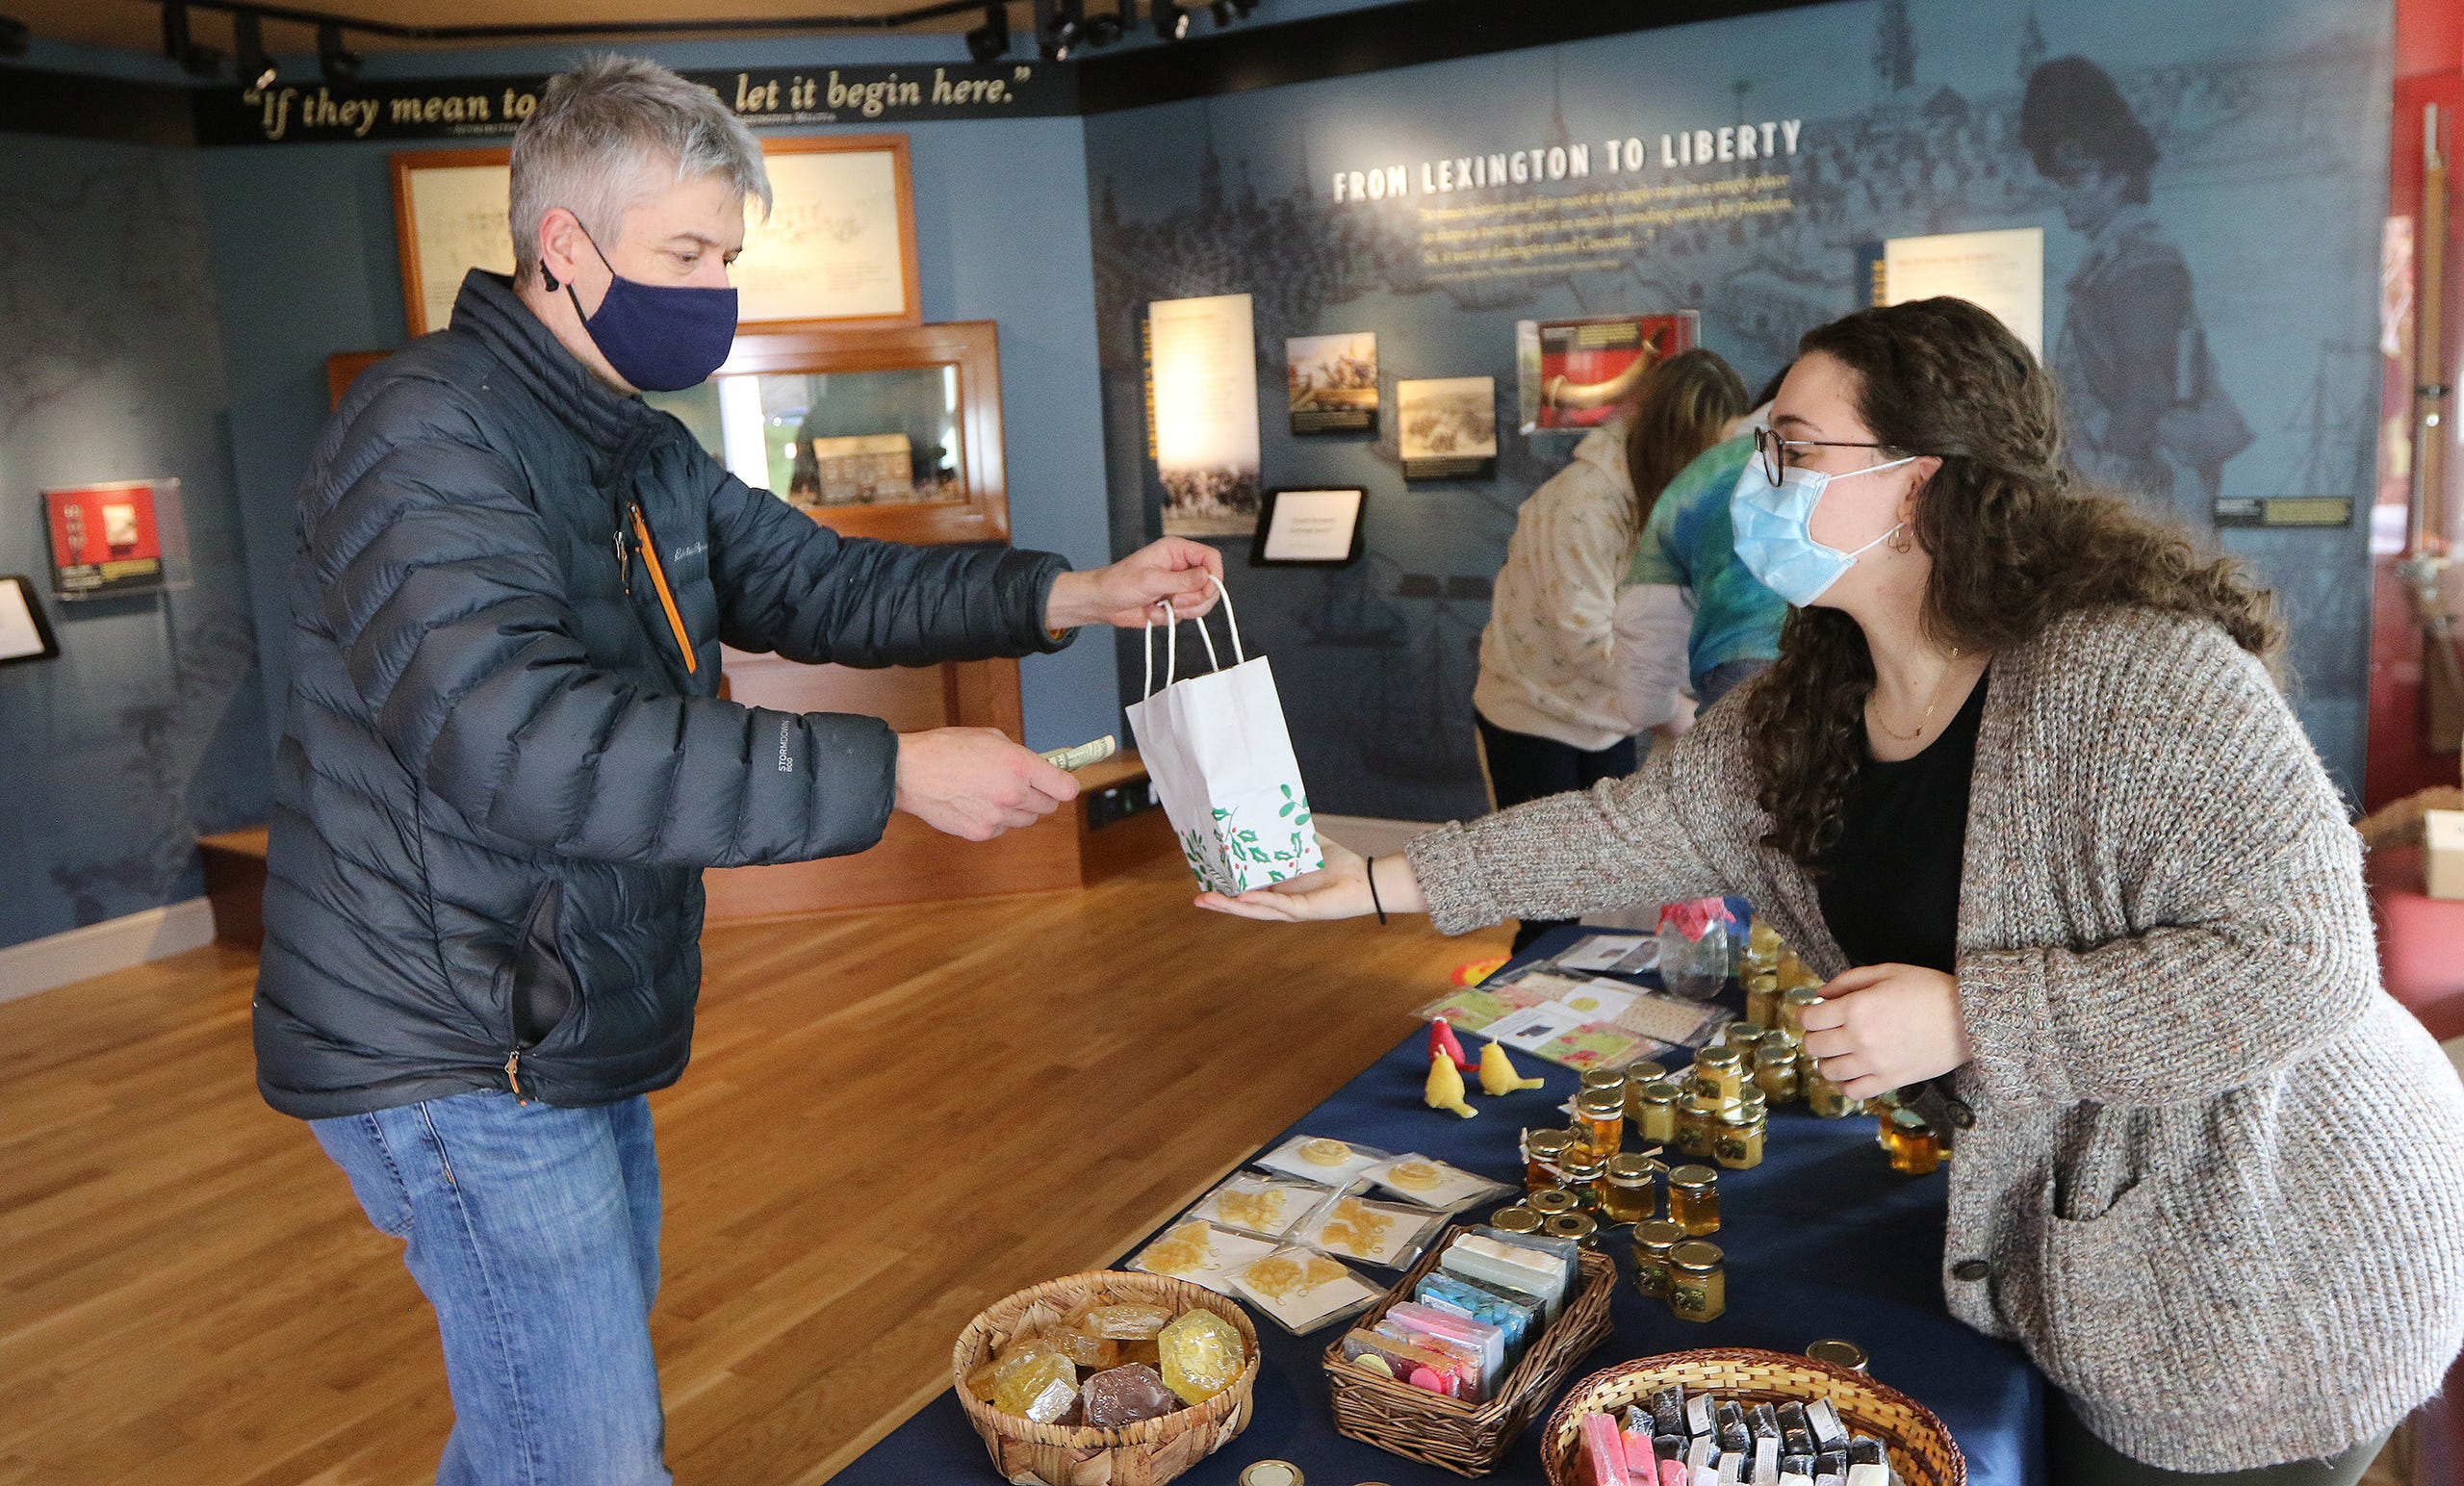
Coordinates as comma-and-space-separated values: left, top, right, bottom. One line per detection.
1730, 451, 1920, 606
559, 225, 738, 393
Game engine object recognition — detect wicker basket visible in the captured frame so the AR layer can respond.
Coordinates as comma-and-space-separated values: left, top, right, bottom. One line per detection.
1538, 1348, 1966, 1486
1321, 1224, 1619, 1477
952, 1270, 1261, 1486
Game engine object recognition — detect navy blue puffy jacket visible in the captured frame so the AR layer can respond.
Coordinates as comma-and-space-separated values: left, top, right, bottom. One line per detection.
253, 271, 1071, 1117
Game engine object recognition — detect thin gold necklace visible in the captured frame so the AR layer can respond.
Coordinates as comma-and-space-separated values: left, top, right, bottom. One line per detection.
1869, 645, 1964, 743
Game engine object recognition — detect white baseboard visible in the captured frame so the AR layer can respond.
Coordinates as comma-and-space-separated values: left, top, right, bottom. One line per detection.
1313, 814, 1439, 859
0, 898, 218, 1005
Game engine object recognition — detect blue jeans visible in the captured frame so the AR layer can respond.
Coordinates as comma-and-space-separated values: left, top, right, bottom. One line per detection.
312, 1090, 671, 1486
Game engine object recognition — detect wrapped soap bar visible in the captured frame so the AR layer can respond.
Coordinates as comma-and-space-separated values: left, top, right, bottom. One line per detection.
1845, 1467, 1888, 1486
1650, 1385, 1687, 1437
1815, 1476, 1844, 1486
1778, 1473, 1813, 1486
1339, 1327, 1467, 1397
1807, 1399, 1850, 1451
1847, 1438, 1885, 1467
1781, 1456, 1816, 1480
1361, 1153, 1519, 1212
1686, 1437, 1717, 1478
1623, 1423, 1657, 1477
1189, 1172, 1333, 1238
1815, 1453, 1849, 1479
1750, 1404, 1781, 1444
1079, 1302, 1174, 1341
1752, 1436, 1780, 1486
1255, 1134, 1389, 1185
1440, 1234, 1572, 1319
1080, 1363, 1181, 1430
1579, 1411, 1631, 1486
1156, 1308, 1246, 1406
1686, 1395, 1716, 1437
1373, 1319, 1492, 1402
1415, 1270, 1538, 1350
1656, 1435, 1685, 1462
1298, 1193, 1450, 1268
1476, 1224, 1584, 1269
1660, 1462, 1690, 1486
1231, 1246, 1382, 1334
1716, 1400, 1751, 1454
1776, 1402, 1810, 1438
1387, 1300, 1509, 1391
1128, 1219, 1278, 1295
1784, 1429, 1815, 1459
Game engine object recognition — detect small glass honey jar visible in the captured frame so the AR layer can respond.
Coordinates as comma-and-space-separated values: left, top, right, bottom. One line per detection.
1630, 1217, 1685, 1298
1633, 1080, 1683, 1146
1806, 1068, 1861, 1118
1543, 1211, 1599, 1248
1580, 1066, 1629, 1098
1527, 1187, 1581, 1221
1712, 1101, 1766, 1170
1600, 1152, 1657, 1225
1667, 1164, 1720, 1236
1574, 1087, 1627, 1159
1745, 972, 1782, 1031
1668, 1240, 1727, 1322
1882, 1106, 1943, 1175
1557, 1149, 1609, 1211
1523, 1128, 1575, 1193
1489, 1203, 1545, 1234
1781, 985, 1824, 1039
1722, 1020, 1764, 1055
1693, 1046, 1746, 1103
1674, 1093, 1721, 1161
1752, 1031, 1803, 1105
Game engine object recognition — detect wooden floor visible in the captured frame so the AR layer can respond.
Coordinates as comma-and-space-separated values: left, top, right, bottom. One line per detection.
0, 858, 1506, 1485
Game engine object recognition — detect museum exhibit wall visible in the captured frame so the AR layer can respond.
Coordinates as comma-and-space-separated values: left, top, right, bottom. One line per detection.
0, 124, 273, 952
190, 34, 1119, 760
1088, 0, 2397, 822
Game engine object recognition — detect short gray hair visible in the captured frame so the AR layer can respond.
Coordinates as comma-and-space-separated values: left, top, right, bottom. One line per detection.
508, 54, 771, 283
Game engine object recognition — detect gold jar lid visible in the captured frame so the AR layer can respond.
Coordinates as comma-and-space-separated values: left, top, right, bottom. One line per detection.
1784, 986, 1825, 1008
1558, 1151, 1608, 1181
1580, 1067, 1628, 1093
1669, 1240, 1724, 1272
1737, 1087, 1768, 1114
1630, 1217, 1686, 1254
1695, 1046, 1742, 1074
1747, 970, 1779, 992
1240, 1462, 1306, 1486
1489, 1204, 1545, 1233
1544, 1211, 1598, 1243
1755, 1030, 1801, 1061
1717, 1101, 1764, 1126
1722, 1021, 1763, 1048
1636, 1080, 1683, 1106
1668, 1164, 1718, 1191
1806, 1338, 1869, 1372
1527, 1188, 1580, 1217
1576, 1088, 1627, 1119
1604, 1152, 1657, 1184
1624, 1060, 1667, 1085
1525, 1128, 1576, 1157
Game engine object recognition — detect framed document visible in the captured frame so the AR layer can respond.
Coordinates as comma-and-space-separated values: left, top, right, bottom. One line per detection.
0, 576, 61, 664
44, 480, 175, 600
1251, 487, 1366, 567
391, 134, 921, 339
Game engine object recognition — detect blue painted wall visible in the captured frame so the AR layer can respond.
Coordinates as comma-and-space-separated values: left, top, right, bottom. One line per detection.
195, 37, 1117, 756
0, 131, 270, 951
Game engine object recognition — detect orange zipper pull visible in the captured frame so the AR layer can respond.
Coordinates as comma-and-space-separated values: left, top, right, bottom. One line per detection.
505, 1049, 527, 1104
628, 504, 699, 676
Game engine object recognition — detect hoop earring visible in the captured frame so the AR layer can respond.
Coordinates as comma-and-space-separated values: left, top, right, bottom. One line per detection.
1886, 526, 1914, 554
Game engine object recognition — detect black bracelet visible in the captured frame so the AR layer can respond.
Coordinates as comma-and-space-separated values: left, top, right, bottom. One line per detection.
1367, 854, 1388, 926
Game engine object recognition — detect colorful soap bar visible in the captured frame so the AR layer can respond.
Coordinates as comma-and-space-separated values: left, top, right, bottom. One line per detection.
1579, 1412, 1631, 1486
1807, 1399, 1850, 1451
1650, 1385, 1687, 1437
1686, 1395, 1716, 1436
1339, 1328, 1464, 1397
1415, 1270, 1537, 1350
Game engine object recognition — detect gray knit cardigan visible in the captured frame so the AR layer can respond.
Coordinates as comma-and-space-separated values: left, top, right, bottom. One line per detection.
1405, 605, 2464, 1472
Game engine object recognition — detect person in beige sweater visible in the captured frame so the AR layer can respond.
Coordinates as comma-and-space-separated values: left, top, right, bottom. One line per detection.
1202, 298, 2464, 1483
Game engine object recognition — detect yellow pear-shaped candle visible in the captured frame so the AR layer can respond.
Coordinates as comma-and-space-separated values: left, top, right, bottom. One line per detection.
1479, 1039, 1546, 1096
1424, 1051, 1478, 1118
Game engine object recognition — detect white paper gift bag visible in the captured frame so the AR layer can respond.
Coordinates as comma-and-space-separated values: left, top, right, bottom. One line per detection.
1125, 577, 1324, 894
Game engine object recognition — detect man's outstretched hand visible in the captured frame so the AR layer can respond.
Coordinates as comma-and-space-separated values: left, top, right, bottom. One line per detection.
1045, 538, 1225, 630
894, 729, 1079, 841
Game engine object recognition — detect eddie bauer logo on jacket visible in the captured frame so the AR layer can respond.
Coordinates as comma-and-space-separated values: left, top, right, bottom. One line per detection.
778, 718, 794, 773
671, 542, 706, 563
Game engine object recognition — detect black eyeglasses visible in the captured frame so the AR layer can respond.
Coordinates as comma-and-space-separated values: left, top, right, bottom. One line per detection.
1753, 426, 1902, 484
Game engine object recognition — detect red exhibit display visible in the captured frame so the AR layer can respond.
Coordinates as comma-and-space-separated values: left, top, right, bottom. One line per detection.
43, 479, 173, 599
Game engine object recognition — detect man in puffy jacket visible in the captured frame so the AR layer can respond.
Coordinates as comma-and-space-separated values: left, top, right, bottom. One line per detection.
257, 55, 1219, 1485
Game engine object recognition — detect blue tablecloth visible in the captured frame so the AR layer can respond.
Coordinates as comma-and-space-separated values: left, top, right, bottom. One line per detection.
833, 927, 2044, 1485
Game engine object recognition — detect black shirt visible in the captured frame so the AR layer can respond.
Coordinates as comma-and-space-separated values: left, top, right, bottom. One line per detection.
1814, 670, 1989, 974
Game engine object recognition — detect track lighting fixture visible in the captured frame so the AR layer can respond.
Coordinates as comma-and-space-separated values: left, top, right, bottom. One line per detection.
232, 10, 275, 91
964, 2, 1009, 61
317, 20, 361, 83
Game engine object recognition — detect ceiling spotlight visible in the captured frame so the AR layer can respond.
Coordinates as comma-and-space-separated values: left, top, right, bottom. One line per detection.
232, 10, 276, 92
317, 20, 361, 84
964, 2, 1008, 61
161, 2, 224, 78
1153, 1, 1190, 39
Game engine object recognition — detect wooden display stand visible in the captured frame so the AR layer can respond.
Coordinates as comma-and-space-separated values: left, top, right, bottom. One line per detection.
195, 827, 270, 949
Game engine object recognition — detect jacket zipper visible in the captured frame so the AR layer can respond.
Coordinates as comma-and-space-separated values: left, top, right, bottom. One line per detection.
505, 1048, 528, 1104
628, 503, 699, 676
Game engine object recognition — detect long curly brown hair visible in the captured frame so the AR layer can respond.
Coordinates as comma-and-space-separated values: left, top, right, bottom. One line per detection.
1624, 348, 1748, 528
1739, 297, 2283, 872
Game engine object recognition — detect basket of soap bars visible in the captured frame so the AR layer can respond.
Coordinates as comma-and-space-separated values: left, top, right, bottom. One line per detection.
954, 1269, 1261, 1486
1321, 1222, 1618, 1476
1538, 1348, 1965, 1486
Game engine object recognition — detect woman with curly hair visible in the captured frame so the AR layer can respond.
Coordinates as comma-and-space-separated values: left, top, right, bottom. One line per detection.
1203, 297, 2464, 1484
